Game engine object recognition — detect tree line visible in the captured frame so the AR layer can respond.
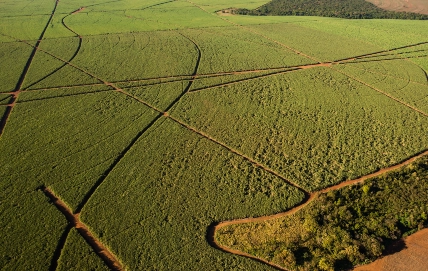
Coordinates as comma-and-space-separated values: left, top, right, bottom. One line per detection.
233, 0, 428, 19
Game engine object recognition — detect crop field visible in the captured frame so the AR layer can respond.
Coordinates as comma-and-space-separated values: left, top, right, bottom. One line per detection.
0, 0, 427, 270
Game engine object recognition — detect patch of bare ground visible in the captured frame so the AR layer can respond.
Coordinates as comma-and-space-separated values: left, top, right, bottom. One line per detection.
217, 9, 235, 16
355, 228, 428, 271
366, 0, 428, 15
72, 7, 85, 14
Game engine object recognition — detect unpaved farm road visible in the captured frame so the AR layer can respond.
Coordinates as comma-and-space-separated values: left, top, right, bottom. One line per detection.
367, 0, 428, 14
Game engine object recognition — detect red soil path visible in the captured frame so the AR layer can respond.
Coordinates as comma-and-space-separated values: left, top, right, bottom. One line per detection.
72, 7, 86, 14
43, 188, 124, 271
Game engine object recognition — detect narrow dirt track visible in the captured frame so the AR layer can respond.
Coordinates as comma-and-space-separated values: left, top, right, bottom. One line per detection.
42, 188, 124, 271
333, 67, 428, 117
0, 0, 59, 136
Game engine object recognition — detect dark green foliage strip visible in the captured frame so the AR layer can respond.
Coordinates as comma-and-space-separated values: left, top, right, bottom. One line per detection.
235, 0, 428, 19
216, 155, 428, 270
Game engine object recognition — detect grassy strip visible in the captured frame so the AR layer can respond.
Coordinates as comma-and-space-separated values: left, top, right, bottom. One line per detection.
181, 27, 312, 74
124, 81, 188, 111
216, 155, 428, 271
0, 94, 13, 105
234, 0, 428, 19
334, 60, 428, 113
70, 32, 197, 82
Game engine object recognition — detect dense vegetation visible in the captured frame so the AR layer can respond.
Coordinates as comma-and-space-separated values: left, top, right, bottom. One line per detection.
234, 0, 428, 19
216, 155, 428, 270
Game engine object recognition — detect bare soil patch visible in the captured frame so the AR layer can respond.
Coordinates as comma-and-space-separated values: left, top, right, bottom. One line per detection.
366, 0, 428, 15
355, 228, 428, 271
72, 7, 86, 14
216, 9, 235, 16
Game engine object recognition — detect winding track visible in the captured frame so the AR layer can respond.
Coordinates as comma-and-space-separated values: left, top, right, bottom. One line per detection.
0, 0, 60, 136
1, 1, 427, 270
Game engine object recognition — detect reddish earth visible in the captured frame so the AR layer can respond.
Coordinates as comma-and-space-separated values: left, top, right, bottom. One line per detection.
72, 7, 85, 14
355, 228, 428, 271
43, 188, 124, 271
367, 0, 428, 14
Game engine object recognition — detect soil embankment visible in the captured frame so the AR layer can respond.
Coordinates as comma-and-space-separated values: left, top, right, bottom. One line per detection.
355, 228, 428, 271
367, 0, 428, 14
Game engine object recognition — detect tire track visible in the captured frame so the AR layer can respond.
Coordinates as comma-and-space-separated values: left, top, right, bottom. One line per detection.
24, 9, 84, 90
332, 67, 428, 117
336, 62, 428, 87
0, 0, 60, 136
212, 149, 428, 271
186, 0, 321, 64
16, 89, 112, 103
335, 41, 428, 63
42, 187, 124, 271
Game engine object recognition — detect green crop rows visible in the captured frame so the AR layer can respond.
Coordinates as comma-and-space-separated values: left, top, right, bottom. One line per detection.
0, 0, 427, 270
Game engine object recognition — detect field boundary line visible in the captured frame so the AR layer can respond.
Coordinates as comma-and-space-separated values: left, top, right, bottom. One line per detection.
42, 187, 124, 271
336, 63, 428, 87
332, 67, 428, 117
16, 89, 113, 103
168, 115, 309, 194
189, 68, 300, 93
23, 10, 84, 90
189, 63, 335, 93
335, 41, 428, 64
0, 0, 60, 136
186, 0, 321, 64
212, 149, 428, 271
